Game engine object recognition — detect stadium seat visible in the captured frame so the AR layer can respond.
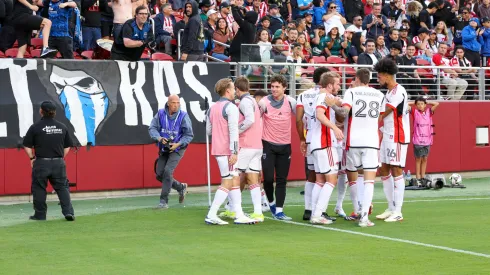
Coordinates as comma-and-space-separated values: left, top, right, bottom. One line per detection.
326, 56, 346, 64
141, 53, 150, 59
170, 39, 177, 46
416, 68, 434, 78
343, 66, 356, 76
12, 40, 18, 48
30, 49, 41, 58
311, 56, 327, 64
5, 48, 19, 58
0, 51, 4, 58
151, 52, 174, 61
31, 38, 43, 49
81, 50, 94, 59
416, 59, 430, 66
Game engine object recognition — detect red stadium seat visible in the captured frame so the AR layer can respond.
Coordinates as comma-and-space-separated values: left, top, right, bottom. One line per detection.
31, 38, 43, 49
151, 52, 174, 61
0, 51, 5, 58
416, 68, 434, 78
81, 50, 94, 59
5, 48, 19, 58
30, 49, 41, 58
416, 59, 430, 66
141, 53, 150, 59
311, 56, 327, 64
170, 39, 177, 46
343, 66, 356, 76
12, 40, 18, 48
326, 56, 346, 64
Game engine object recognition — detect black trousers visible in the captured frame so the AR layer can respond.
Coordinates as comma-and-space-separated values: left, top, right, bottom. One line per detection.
155, 149, 186, 204
49, 36, 74, 59
465, 50, 481, 67
31, 158, 74, 219
261, 140, 291, 208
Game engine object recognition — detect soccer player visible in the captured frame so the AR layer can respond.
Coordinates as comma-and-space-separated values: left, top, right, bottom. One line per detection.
295, 67, 331, 221
308, 72, 344, 225
374, 58, 411, 222
258, 75, 297, 220
325, 68, 385, 227
205, 78, 256, 225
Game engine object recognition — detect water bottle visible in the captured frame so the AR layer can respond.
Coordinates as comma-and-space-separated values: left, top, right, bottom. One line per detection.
403, 170, 406, 180
407, 170, 412, 181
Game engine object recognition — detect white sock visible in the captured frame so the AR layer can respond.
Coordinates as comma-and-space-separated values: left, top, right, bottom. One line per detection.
207, 187, 229, 218
276, 207, 283, 213
249, 183, 262, 215
229, 187, 244, 218
261, 189, 269, 205
311, 182, 324, 214
356, 175, 364, 213
335, 172, 347, 210
304, 181, 314, 211
349, 181, 358, 214
313, 182, 334, 218
361, 180, 375, 221
382, 174, 395, 212
224, 196, 232, 211
394, 175, 405, 214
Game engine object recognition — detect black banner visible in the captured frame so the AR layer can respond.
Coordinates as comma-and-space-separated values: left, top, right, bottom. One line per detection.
0, 59, 229, 148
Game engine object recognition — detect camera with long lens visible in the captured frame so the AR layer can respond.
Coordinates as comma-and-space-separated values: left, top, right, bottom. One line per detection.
162, 135, 174, 151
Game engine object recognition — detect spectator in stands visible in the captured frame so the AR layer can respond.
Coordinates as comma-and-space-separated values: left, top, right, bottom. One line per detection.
284, 27, 299, 51
82, 0, 107, 51
435, 21, 449, 43
412, 27, 430, 57
111, 0, 135, 52
180, 0, 205, 61
45, 0, 78, 59
387, 42, 403, 65
399, 25, 409, 54
343, 0, 364, 23
433, 0, 456, 44
323, 2, 347, 34
341, 28, 352, 58
297, 32, 312, 58
481, 16, 490, 65
229, 0, 258, 62
204, 9, 217, 35
101, 4, 114, 39
296, 17, 309, 40
287, 42, 308, 67
384, 28, 399, 50
347, 31, 365, 63
406, 1, 438, 38
462, 17, 483, 66
324, 0, 344, 17
246, 0, 268, 24
218, 2, 236, 37
311, 24, 326, 55
256, 28, 272, 60
312, 0, 325, 26
154, 3, 175, 55
111, 5, 154, 61
453, 7, 471, 47
428, 30, 440, 54
362, 3, 389, 40
0, 0, 13, 27
173, 12, 187, 44
171, 0, 185, 11
268, 0, 292, 22
432, 43, 468, 100
212, 17, 230, 60
324, 26, 344, 56
151, 0, 167, 15
382, 0, 403, 28
258, 16, 272, 37
357, 38, 380, 65
364, 0, 373, 16
270, 37, 289, 74
199, 0, 212, 21
345, 15, 363, 33
303, 10, 314, 33
298, 0, 313, 18
401, 44, 423, 97
451, 46, 478, 99
268, 4, 286, 34
476, 0, 490, 19
375, 34, 389, 57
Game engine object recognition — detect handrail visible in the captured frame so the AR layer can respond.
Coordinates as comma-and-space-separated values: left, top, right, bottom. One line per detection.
205, 54, 226, 62
177, 29, 184, 60
213, 40, 230, 48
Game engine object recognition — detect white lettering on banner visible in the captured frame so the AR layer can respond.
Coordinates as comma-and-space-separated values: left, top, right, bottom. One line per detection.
152, 61, 187, 112
0, 59, 36, 138
116, 61, 153, 126
183, 62, 214, 122
0, 122, 6, 138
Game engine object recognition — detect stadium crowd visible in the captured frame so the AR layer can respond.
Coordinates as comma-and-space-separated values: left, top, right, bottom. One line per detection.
1, 0, 490, 97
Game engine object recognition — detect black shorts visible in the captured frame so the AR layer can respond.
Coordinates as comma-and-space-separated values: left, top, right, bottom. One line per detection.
101, 20, 113, 37
414, 145, 430, 158
11, 14, 44, 47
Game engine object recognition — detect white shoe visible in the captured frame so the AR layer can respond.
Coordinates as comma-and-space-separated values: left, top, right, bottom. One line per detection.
359, 219, 375, 227
205, 216, 229, 225
384, 213, 404, 222
335, 208, 347, 218
310, 216, 333, 225
234, 215, 257, 225
261, 203, 270, 212
376, 209, 393, 220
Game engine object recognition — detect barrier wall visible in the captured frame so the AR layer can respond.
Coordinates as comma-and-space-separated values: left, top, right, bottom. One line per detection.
0, 101, 488, 196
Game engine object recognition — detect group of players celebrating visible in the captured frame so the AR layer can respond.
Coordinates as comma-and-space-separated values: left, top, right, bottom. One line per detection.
205, 57, 409, 227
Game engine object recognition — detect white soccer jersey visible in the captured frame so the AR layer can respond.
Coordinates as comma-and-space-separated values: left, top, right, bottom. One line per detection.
380, 84, 410, 144
310, 93, 337, 151
342, 86, 385, 149
297, 86, 320, 143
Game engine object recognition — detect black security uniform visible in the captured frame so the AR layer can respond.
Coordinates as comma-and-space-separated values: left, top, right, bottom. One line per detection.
23, 102, 75, 221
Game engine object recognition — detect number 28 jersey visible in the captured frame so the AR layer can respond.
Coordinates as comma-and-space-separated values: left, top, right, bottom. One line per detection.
342, 86, 385, 150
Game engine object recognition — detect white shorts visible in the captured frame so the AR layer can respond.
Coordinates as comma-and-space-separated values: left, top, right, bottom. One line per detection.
215, 156, 239, 179
346, 148, 380, 172
236, 148, 262, 173
336, 146, 345, 173
380, 141, 408, 168
313, 147, 338, 175
306, 144, 315, 171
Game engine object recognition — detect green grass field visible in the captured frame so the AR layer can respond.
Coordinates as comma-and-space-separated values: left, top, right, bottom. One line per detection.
1, 177, 490, 274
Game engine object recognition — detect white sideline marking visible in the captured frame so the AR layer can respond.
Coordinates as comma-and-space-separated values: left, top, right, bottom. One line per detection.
265, 217, 490, 259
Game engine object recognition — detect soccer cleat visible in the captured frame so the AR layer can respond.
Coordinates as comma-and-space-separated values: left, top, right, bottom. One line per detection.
29, 215, 46, 221
376, 209, 393, 220
234, 215, 257, 225
179, 183, 188, 203
322, 212, 336, 221
249, 213, 265, 222
384, 213, 404, 222
359, 219, 375, 227
310, 216, 333, 225
344, 212, 360, 221
218, 210, 236, 219
157, 203, 169, 209
262, 203, 270, 212
302, 209, 312, 221
269, 204, 277, 215
64, 214, 75, 221
273, 212, 292, 221
205, 216, 229, 225
40, 47, 58, 58
335, 208, 347, 218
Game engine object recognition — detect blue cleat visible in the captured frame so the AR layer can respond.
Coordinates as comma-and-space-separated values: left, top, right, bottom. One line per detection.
269, 204, 276, 215
274, 212, 292, 221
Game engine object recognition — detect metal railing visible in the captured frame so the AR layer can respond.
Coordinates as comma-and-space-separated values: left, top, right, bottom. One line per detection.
177, 31, 230, 62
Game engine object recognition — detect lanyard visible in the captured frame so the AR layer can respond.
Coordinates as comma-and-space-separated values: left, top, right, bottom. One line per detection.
165, 111, 180, 136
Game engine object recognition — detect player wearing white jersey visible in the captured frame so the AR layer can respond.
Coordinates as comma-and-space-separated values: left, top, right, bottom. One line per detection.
308, 72, 344, 225
295, 67, 331, 221
326, 68, 384, 227
374, 58, 411, 223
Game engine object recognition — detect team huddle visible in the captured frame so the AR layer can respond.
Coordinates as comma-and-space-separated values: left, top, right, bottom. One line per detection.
205, 58, 410, 227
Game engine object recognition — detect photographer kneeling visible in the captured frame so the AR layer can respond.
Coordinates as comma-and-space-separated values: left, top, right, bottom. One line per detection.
149, 95, 194, 209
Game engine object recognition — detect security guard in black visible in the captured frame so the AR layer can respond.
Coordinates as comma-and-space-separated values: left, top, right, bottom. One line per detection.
23, 101, 75, 221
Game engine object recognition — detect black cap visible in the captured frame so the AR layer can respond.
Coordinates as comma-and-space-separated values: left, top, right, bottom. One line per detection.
220, 2, 230, 9
199, 0, 212, 8
41, 101, 56, 112
482, 17, 490, 23
418, 27, 430, 34
399, 26, 409, 31
390, 42, 402, 52
269, 4, 279, 9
